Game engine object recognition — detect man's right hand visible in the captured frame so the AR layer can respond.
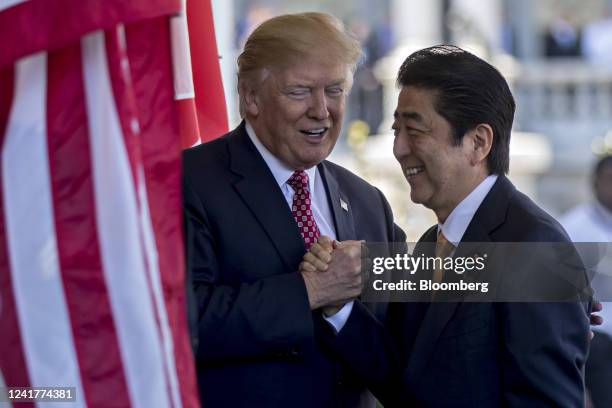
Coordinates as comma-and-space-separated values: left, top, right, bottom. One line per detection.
300, 238, 364, 311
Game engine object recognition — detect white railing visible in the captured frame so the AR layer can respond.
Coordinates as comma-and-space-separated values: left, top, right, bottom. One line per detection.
508, 59, 612, 162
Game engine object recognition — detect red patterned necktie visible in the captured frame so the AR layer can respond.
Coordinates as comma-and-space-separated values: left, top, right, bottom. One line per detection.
287, 171, 321, 250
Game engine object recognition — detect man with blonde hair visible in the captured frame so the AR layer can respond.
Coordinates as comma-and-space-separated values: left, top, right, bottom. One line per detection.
183, 12, 404, 407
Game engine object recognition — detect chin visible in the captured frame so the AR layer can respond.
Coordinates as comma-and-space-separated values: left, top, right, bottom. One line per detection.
304, 150, 331, 165
409, 190, 429, 206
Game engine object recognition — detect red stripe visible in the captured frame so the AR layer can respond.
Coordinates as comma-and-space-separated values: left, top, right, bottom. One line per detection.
0, 0, 181, 68
125, 18, 199, 408
104, 25, 176, 407
103, 27, 142, 193
0, 66, 34, 406
45, 43, 131, 406
187, 0, 228, 141
176, 98, 200, 147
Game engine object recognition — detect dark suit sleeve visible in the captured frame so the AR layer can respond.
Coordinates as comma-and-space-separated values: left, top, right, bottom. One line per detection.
184, 178, 314, 363
317, 301, 408, 406
498, 234, 590, 407
316, 188, 411, 405
498, 301, 589, 407
183, 205, 199, 354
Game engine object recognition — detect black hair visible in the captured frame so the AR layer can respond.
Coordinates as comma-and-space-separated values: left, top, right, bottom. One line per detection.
594, 155, 612, 178
396, 45, 515, 174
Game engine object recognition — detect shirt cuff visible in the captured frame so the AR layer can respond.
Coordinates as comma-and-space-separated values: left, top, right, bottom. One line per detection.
322, 301, 354, 333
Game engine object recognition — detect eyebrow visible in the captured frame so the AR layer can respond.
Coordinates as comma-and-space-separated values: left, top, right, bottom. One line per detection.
285, 79, 347, 88
394, 111, 425, 123
326, 79, 347, 86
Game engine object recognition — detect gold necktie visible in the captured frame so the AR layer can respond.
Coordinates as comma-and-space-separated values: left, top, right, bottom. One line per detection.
432, 231, 455, 287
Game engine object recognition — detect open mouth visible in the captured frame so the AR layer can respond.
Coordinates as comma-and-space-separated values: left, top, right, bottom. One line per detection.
405, 166, 425, 177
300, 127, 328, 138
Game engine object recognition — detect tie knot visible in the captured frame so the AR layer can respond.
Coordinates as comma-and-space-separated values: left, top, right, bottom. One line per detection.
435, 230, 455, 258
288, 171, 309, 191
436, 230, 450, 245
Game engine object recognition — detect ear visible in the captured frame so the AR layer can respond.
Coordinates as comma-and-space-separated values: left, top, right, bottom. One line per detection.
239, 79, 260, 117
468, 123, 493, 166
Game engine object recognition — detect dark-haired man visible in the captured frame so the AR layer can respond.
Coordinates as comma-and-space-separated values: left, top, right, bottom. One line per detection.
308, 45, 591, 407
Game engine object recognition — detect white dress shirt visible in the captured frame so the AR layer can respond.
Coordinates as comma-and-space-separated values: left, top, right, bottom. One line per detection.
438, 175, 498, 243
245, 122, 353, 331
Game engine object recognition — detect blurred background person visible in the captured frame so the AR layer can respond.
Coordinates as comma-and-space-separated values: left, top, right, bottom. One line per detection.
581, 6, 612, 64
345, 14, 394, 138
544, 14, 581, 57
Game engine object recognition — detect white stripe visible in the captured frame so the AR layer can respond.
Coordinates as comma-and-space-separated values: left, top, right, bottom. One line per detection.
0, 0, 28, 12
2, 53, 86, 408
81, 31, 171, 408
174, 91, 195, 100
169, 2, 195, 100
136, 169, 182, 408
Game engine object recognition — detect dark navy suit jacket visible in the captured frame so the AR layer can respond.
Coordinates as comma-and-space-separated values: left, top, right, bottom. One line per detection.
182, 123, 405, 407
321, 175, 591, 407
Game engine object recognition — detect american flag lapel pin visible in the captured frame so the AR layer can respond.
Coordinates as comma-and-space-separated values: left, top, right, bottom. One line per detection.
340, 199, 348, 212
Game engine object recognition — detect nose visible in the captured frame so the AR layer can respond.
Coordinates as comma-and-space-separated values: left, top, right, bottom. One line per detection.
307, 90, 329, 120
393, 129, 412, 160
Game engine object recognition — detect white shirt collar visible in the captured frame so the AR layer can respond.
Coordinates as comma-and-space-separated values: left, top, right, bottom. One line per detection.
438, 175, 498, 244
593, 201, 612, 225
245, 121, 317, 191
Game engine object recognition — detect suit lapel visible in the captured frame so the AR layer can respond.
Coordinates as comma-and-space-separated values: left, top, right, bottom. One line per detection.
405, 176, 514, 384
318, 162, 356, 241
228, 123, 306, 270
460, 175, 514, 244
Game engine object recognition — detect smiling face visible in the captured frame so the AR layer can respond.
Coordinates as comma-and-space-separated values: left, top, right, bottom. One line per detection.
392, 86, 489, 221
244, 57, 350, 170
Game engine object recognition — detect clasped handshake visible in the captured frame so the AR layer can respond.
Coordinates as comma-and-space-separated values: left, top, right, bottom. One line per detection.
299, 236, 369, 317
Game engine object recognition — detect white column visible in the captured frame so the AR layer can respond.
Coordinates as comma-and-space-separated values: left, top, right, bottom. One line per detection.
512, 0, 540, 60
211, 0, 239, 128
374, 0, 444, 134
451, 0, 503, 51
391, 0, 443, 47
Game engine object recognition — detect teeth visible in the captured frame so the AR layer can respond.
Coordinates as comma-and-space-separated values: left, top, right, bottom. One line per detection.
302, 128, 326, 135
405, 166, 425, 176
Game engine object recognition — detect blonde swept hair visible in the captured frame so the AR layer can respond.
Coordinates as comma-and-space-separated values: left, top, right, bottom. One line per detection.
237, 12, 363, 103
